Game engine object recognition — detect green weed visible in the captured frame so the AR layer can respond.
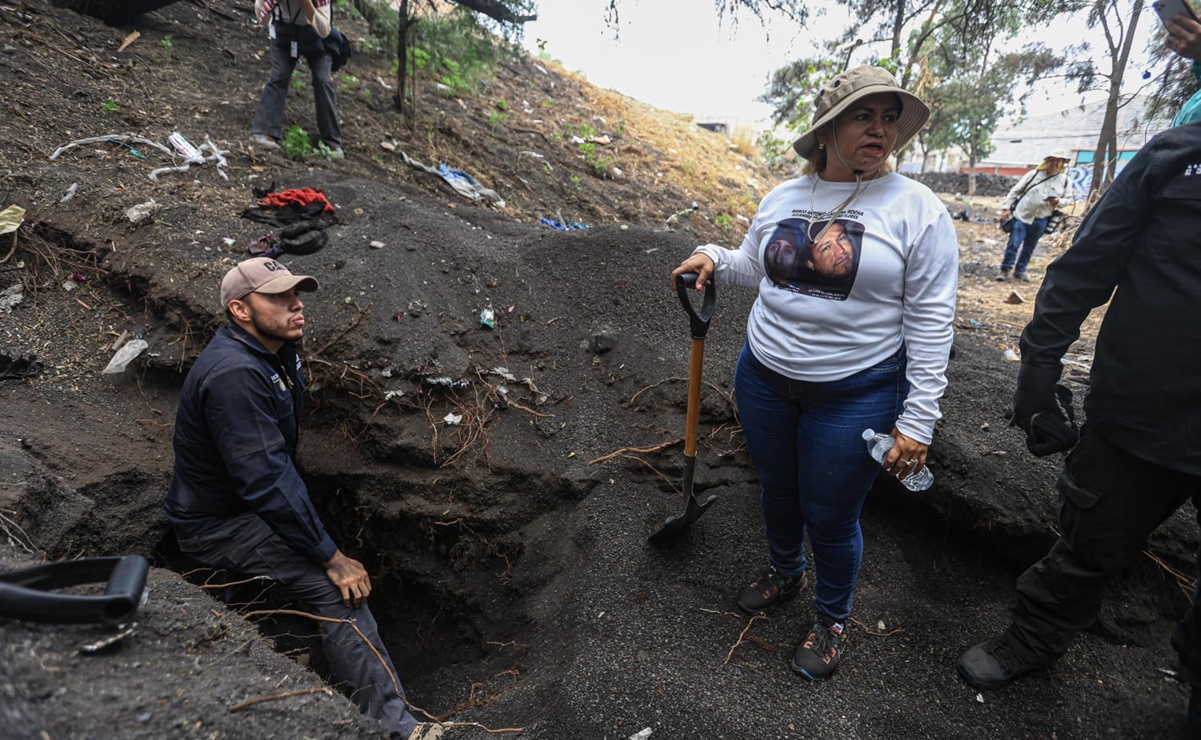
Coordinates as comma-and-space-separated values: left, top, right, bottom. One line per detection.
160, 34, 173, 61
282, 125, 312, 160
101, 100, 119, 112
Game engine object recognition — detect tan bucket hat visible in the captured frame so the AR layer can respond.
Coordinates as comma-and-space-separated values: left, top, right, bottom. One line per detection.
220, 257, 318, 310
791, 66, 931, 163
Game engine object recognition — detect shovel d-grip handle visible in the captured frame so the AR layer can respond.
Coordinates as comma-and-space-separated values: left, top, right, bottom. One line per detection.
0, 555, 149, 626
675, 272, 716, 340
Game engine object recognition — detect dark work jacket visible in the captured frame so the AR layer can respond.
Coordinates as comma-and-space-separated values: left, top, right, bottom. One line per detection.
164, 324, 336, 563
1019, 122, 1201, 475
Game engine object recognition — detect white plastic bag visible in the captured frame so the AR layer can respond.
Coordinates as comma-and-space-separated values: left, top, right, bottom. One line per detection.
102, 339, 148, 374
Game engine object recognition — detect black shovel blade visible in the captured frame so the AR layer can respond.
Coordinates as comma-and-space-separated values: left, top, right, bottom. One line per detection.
648, 492, 718, 543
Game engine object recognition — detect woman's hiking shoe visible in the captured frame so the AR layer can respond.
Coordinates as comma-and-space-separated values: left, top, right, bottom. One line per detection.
736, 567, 806, 614
407, 722, 445, 740
957, 636, 1048, 690
791, 617, 845, 681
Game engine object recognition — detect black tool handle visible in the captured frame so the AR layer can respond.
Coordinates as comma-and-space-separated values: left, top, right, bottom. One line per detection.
0, 555, 149, 626
675, 272, 716, 340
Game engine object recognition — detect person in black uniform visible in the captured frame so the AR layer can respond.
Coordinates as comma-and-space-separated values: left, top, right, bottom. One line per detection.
957, 122, 1201, 734
164, 258, 441, 740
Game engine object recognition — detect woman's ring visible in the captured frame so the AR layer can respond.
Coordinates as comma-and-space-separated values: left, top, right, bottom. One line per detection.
904, 459, 916, 466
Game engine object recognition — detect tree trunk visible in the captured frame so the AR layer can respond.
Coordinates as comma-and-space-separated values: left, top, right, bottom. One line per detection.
968, 144, 978, 197
1088, 0, 1143, 199
52, 0, 180, 25
395, 0, 414, 114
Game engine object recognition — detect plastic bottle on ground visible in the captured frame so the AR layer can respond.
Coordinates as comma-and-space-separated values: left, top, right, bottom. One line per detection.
862, 428, 934, 492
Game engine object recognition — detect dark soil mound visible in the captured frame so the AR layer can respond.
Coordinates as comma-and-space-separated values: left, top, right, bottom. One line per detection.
0, 1, 1195, 738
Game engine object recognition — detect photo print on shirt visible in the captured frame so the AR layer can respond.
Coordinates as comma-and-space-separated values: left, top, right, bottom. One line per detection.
764, 217, 864, 301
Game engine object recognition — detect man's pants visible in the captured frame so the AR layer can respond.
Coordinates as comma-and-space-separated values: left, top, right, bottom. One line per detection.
178, 514, 416, 739
1006, 424, 1201, 690
251, 42, 343, 148
1000, 216, 1049, 275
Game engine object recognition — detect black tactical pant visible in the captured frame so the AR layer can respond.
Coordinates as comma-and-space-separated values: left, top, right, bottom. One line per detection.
1006, 424, 1201, 690
177, 513, 416, 739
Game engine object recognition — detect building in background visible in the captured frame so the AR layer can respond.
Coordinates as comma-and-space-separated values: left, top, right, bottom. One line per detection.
968, 96, 1172, 196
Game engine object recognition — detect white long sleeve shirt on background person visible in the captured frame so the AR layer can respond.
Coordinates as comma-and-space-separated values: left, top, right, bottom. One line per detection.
695, 172, 959, 445
1005, 169, 1068, 225
255, 0, 331, 38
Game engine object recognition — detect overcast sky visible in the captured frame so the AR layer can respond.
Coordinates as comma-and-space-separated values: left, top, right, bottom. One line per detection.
520, 1, 1164, 130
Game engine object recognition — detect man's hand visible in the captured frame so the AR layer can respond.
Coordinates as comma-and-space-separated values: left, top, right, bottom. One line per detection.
1168, 16, 1201, 61
324, 549, 372, 607
1011, 364, 1079, 457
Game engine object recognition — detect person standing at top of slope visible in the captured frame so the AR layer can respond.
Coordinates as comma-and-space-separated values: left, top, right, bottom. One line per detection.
163, 258, 440, 740
672, 65, 958, 681
250, 0, 344, 158
995, 150, 1070, 282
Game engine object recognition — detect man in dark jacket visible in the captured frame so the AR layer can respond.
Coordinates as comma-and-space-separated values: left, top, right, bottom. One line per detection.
164, 258, 441, 740
957, 123, 1201, 733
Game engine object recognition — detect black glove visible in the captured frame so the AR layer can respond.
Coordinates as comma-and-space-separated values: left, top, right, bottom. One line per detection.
1011, 364, 1079, 457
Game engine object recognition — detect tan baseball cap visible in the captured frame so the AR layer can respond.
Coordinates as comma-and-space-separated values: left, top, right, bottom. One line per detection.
220, 257, 319, 310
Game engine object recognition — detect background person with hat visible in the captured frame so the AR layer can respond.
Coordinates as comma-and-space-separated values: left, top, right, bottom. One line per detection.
996, 150, 1071, 282
163, 258, 442, 740
671, 65, 958, 681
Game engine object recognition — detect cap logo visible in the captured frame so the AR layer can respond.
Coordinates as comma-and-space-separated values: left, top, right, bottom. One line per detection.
263, 260, 285, 272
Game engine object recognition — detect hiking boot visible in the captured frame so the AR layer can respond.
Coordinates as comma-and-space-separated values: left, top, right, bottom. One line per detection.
957, 637, 1049, 690
251, 133, 280, 151
1014, 271, 1033, 282
994, 268, 1012, 281
324, 144, 345, 160
736, 567, 806, 615
791, 616, 845, 681
407, 722, 445, 740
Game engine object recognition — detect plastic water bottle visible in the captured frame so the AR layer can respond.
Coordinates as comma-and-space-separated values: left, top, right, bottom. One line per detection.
862, 428, 934, 492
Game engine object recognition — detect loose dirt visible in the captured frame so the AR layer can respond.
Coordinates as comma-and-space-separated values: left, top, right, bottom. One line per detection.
0, 2, 1195, 739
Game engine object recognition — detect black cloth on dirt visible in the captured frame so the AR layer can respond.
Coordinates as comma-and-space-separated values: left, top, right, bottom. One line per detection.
241, 200, 333, 227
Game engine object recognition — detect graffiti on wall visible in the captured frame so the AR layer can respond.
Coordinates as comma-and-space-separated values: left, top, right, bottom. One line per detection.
1066, 163, 1128, 197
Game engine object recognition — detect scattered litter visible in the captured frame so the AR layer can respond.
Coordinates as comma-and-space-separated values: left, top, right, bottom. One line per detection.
1002, 348, 1020, 361
968, 319, 984, 327
110, 330, 130, 351
50, 133, 229, 181
488, 367, 517, 382
380, 140, 397, 152
666, 202, 701, 226
125, 200, 158, 224
424, 376, 470, 390
1159, 667, 1179, 679
588, 134, 612, 145
383, 390, 405, 401
117, 30, 140, 53
877, 620, 886, 630
370, 240, 385, 249
0, 283, 24, 313
629, 729, 652, 740
80, 623, 137, 654
0, 349, 42, 379
980, 422, 991, 431
60, 183, 79, 203
975, 692, 984, 704
443, 412, 462, 425
479, 306, 496, 329
520, 150, 545, 159
396, 149, 505, 208
539, 217, 588, 231
102, 339, 149, 374
0, 204, 25, 235
1004, 290, 1025, 305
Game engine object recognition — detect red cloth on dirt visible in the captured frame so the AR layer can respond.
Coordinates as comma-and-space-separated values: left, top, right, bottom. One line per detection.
260, 188, 335, 213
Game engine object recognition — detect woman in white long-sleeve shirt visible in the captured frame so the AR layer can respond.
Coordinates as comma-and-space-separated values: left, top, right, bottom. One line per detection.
672, 66, 958, 682
996, 150, 1069, 281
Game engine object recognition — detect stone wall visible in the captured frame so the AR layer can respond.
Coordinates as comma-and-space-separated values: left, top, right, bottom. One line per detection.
906, 172, 1019, 197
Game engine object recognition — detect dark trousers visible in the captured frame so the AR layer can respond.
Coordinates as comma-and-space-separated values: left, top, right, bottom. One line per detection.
251, 37, 342, 148
1007, 424, 1201, 690
177, 514, 416, 739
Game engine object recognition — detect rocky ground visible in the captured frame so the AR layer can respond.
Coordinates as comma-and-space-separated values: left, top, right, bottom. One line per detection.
0, 1, 1196, 738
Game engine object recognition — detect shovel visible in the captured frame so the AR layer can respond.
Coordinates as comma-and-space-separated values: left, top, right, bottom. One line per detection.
649, 272, 719, 542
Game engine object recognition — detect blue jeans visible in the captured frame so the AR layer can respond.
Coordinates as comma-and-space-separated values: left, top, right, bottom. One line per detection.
252, 39, 343, 148
1000, 217, 1049, 275
734, 342, 909, 623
